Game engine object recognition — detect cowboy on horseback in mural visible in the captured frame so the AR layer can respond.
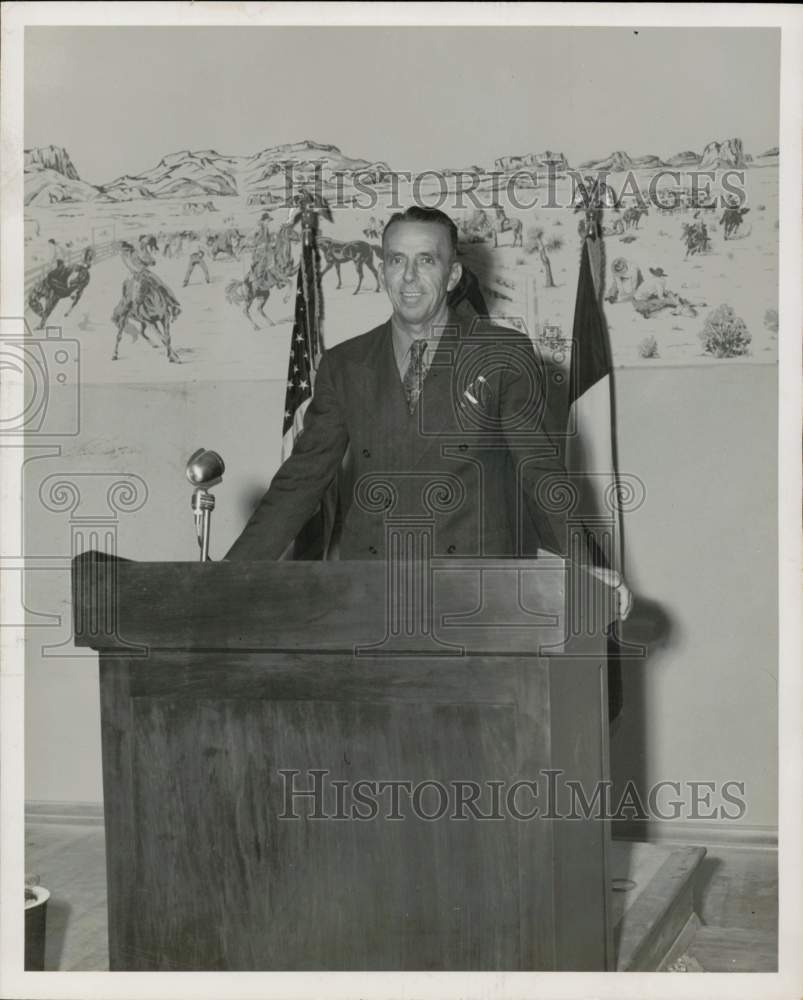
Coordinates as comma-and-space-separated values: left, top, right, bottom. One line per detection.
28, 240, 96, 329
111, 240, 182, 363
225, 215, 299, 330
719, 196, 751, 240
249, 213, 290, 291
45, 237, 68, 280
682, 214, 712, 258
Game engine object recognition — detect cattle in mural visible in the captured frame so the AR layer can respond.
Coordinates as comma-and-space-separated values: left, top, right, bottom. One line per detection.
182, 200, 218, 214
362, 216, 385, 240
206, 228, 245, 261
246, 192, 276, 207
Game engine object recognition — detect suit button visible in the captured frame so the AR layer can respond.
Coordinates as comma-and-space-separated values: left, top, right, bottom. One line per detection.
368, 545, 378, 555
362, 449, 371, 458
458, 444, 468, 451
447, 545, 456, 554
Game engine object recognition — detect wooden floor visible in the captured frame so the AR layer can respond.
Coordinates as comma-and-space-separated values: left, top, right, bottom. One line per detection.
686, 843, 778, 972
25, 822, 777, 972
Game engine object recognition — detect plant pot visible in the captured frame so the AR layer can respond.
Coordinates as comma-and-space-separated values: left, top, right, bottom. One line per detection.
24, 885, 50, 970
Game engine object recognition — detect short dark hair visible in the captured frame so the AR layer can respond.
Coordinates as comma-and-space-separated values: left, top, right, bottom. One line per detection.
382, 206, 458, 258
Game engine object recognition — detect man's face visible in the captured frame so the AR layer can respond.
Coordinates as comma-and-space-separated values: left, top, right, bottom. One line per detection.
380, 221, 462, 332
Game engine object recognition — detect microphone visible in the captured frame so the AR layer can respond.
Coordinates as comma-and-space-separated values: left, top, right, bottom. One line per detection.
186, 448, 225, 561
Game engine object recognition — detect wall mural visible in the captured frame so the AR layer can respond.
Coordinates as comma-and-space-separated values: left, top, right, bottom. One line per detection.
22, 136, 778, 384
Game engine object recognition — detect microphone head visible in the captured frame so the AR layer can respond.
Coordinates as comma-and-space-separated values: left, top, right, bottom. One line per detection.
186, 448, 225, 488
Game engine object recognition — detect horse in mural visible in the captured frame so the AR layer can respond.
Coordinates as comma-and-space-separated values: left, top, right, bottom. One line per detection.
207, 228, 245, 260
27, 247, 95, 329
720, 206, 751, 240
317, 238, 382, 294
623, 206, 649, 230
459, 207, 523, 248
225, 222, 298, 329
111, 242, 182, 363
490, 205, 523, 247
681, 219, 712, 257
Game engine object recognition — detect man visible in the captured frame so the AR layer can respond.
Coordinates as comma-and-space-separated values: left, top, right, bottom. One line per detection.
45, 237, 69, 291
249, 214, 286, 290
632, 266, 681, 318
225, 206, 631, 618
606, 257, 643, 304
183, 234, 210, 287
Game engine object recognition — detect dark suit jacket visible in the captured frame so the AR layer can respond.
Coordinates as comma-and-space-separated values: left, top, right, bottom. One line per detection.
225, 313, 569, 562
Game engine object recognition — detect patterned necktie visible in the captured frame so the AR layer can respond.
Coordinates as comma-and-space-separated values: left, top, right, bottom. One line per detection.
402, 339, 427, 414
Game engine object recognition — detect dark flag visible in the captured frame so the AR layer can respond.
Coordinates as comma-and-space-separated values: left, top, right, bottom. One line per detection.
568, 230, 624, 723
568, 232, 620, 569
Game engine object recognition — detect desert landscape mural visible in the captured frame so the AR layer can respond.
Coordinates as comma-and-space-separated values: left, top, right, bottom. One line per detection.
23, 135, 777, 385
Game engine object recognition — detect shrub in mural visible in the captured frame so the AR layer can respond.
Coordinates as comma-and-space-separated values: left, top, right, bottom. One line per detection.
22, 135, 777, 381
637, 335, 660, 360
699, 304, 752, 358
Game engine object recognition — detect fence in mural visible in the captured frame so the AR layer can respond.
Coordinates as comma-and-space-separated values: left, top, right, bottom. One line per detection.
24, 236, 118, 294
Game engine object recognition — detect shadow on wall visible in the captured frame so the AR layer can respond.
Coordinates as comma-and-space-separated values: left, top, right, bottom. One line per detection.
611, 593, 676, 808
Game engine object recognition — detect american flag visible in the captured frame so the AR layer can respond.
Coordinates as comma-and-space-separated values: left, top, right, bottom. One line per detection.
281, 236, 323, 461
278, 225, 337, 561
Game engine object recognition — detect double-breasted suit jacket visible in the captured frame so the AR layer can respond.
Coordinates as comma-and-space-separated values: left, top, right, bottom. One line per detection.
225, 313, 569, 562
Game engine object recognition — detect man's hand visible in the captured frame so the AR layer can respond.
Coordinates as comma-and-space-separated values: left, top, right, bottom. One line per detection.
587, 565, 634, 621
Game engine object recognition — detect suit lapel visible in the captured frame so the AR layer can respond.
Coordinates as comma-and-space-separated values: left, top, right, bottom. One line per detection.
343, 321, 410, 457
341, 313, 481, 467
413, 312, 471, 460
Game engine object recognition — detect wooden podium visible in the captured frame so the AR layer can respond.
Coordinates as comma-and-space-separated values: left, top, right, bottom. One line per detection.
73, 550, 615, 971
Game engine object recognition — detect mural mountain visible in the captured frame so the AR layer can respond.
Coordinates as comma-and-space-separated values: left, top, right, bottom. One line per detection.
23, 136, 773, 206
24, 140, 393, 206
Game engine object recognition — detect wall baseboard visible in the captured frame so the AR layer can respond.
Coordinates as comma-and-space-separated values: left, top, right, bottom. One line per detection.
24, 803, 778, 848
25, 801, 104, 827
612, 819, 777, 850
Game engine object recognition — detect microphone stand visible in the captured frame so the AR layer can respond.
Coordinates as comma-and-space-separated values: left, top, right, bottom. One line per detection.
186, 448, 225, 561
191, 488, 215, 562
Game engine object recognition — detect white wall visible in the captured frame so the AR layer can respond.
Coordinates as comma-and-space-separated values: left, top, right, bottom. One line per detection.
24, 364, 778, 833
610, 363, 777, 833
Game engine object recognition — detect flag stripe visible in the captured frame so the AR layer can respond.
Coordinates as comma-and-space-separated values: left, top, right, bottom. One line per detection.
279, 222, 337, 562
283, 239, 320, 439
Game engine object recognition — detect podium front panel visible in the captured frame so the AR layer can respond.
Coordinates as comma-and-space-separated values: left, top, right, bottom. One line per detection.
100, 647, 609, 971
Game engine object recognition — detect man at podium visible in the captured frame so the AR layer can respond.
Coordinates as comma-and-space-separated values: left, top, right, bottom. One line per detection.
73, 206, 632, 973
225, 205, 631, 619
